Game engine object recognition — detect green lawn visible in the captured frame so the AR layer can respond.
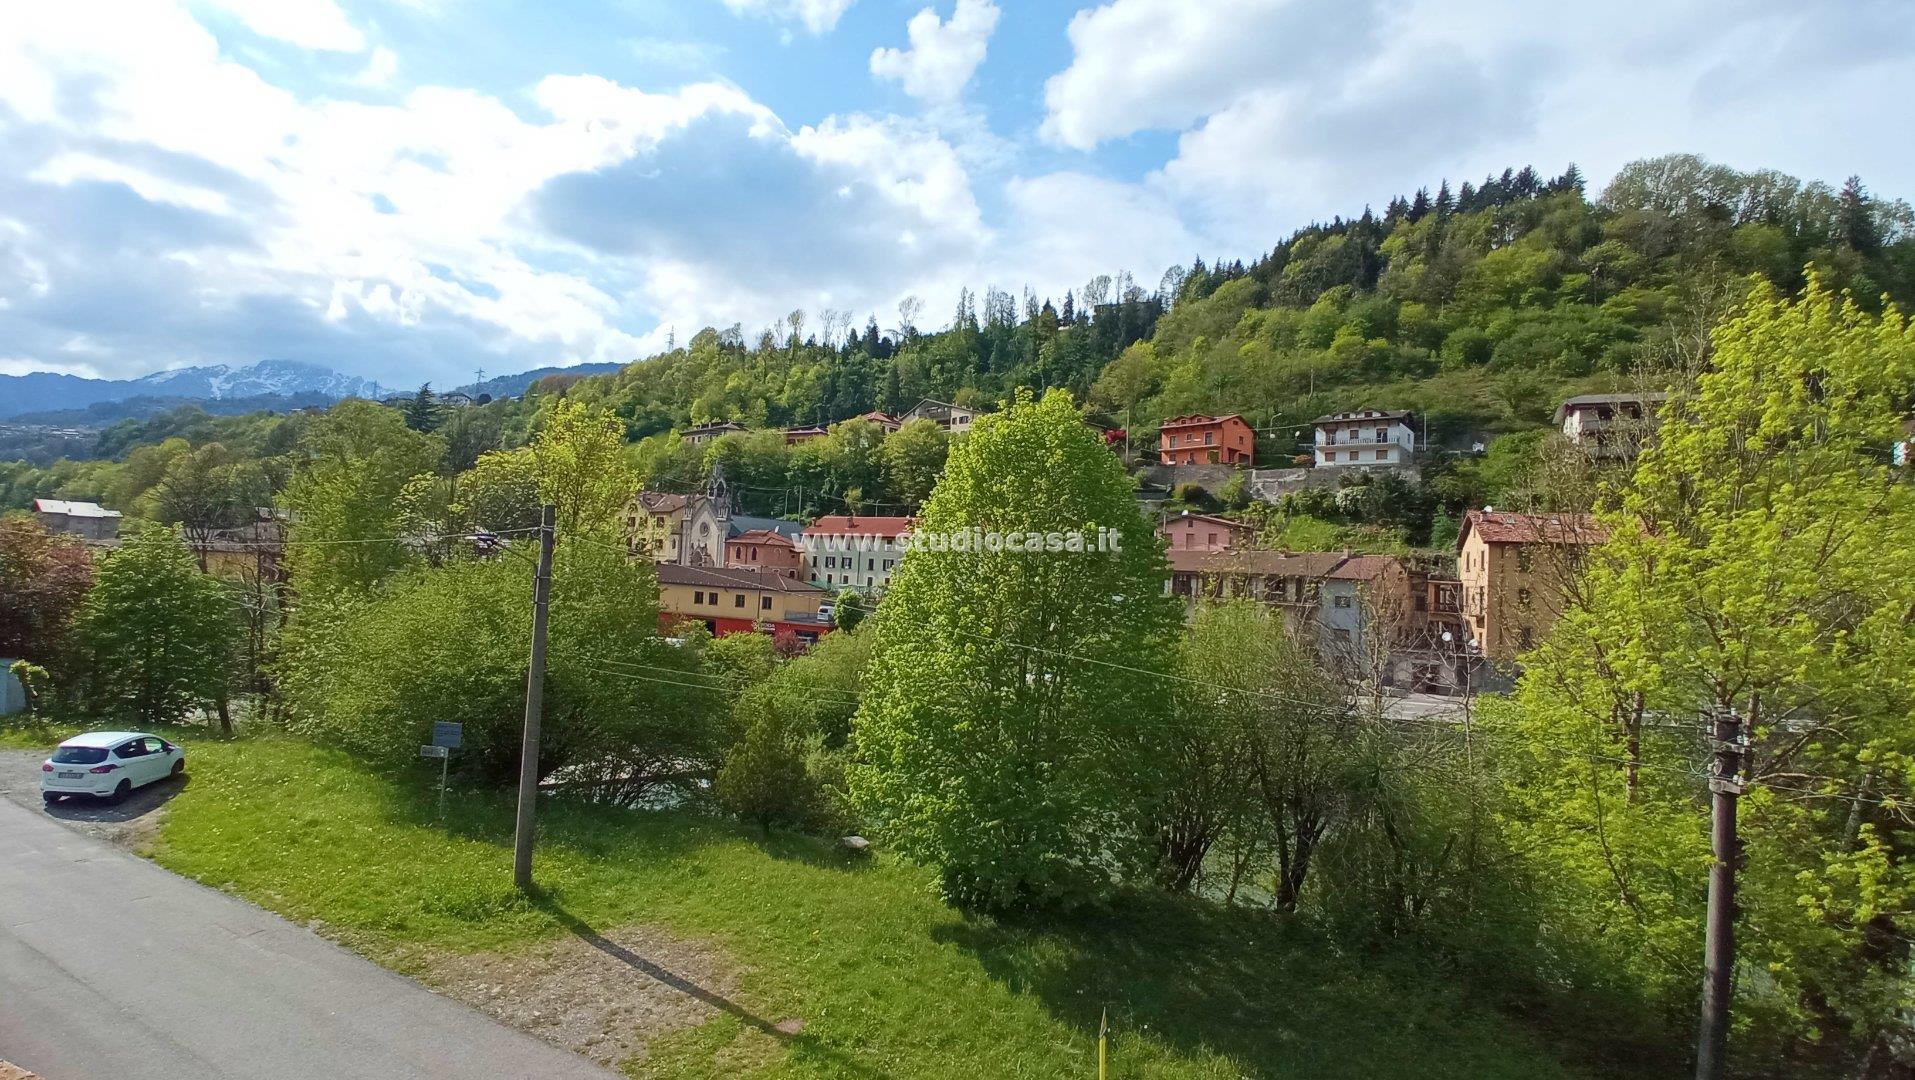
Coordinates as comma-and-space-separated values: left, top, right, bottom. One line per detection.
26, 727, 1610, 1078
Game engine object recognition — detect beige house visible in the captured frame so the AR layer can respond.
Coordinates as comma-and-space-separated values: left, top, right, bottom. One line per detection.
901, 398, 977, 434
1457, 509, 1605, 659
625, 491, 730, 567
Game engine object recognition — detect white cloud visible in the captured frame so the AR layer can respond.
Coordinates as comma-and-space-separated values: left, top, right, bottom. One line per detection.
354, 45, 399, 87
870, 0, 1000, 103
195, 0, 367, 52
1042, 0, 1915, 240
718, 0, 856, 35
1042, 0, 1368, 150
1002, 172, 1201, 298
0, 0, 1003, 382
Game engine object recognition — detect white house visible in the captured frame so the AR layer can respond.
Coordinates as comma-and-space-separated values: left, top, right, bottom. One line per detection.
901, 398, 977, 434
1313, 410, 1415, 468
1554, 393, 1665, 458
800, 515, 912, 593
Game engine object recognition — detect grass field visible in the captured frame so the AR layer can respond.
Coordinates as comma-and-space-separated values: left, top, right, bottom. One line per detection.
10, 725, 1615, 1078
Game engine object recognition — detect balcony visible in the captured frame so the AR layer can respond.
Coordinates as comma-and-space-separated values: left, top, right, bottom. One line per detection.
1316, 436, 1407, 449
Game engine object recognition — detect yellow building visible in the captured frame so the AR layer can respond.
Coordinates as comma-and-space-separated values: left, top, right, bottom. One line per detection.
656, 564, 832, 645
1457, 509, 1604, 659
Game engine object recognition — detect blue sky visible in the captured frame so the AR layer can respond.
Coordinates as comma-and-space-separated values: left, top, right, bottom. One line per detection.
2, 0, 1912, 386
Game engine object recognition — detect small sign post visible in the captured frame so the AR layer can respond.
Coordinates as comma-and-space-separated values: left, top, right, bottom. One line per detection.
420, 731, 456, 819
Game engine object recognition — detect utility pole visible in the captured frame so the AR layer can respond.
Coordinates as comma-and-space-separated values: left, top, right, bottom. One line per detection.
513, 504, 556, 892
1695, 705, 1744, 1080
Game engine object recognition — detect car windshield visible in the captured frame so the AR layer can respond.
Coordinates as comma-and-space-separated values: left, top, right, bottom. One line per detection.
51, 746, 110, 765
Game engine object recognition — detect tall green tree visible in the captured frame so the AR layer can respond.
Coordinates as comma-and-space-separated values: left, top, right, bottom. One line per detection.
880, 418, 949, 510
1495, 277, 1915, 1055
72, 524, 237, 727
0, 514, 95, 665
403, 383, 443, 432
851, 389, 1181, 909
283, 400, 444, 595
530, 397, 638, 539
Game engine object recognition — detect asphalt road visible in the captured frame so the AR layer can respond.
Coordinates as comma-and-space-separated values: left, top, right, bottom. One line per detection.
0, 779, 617, 1080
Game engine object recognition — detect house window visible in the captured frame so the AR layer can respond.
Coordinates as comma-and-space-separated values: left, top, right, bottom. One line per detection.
761, 597, 772, 610
693, 590, 704, 604
1207, 533, 1217, 546
1375, 449, 1386, 460
1375, 427, 1386, 441
883, 559, 894, 570
1518, 587, 1531, 605
1518, 626, 1535, 650
1517, 547, 1533, 572
735, 594, 746, 608
1334, 594, 1352, 609
1204, 432, 1215, 445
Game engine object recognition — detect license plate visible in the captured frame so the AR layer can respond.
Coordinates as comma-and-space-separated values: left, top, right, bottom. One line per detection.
58, 771, 83, 779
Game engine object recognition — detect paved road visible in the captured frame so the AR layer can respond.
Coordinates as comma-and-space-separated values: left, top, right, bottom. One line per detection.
0, 791, 617, 1080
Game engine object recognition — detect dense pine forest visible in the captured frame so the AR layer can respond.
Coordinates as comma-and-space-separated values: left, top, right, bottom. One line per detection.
4, 152, 1913, 532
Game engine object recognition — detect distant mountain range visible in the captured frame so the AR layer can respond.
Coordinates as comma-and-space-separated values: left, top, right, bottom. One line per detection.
452, 362, 623, 400
0, 358, 627, 422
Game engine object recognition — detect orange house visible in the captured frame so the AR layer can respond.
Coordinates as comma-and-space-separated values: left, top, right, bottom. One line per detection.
1158, 414, 1253, 466
725, 529, 804, 579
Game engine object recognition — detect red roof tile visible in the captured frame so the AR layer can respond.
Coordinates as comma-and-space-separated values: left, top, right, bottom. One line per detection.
803, 515, 914, 538
1460, 510, 1606, 547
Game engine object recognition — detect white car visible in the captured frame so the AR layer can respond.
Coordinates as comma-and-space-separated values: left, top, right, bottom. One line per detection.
41, 731, 185, 805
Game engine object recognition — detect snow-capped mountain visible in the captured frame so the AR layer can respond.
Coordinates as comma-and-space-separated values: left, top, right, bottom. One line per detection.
126, 359, 377, 401
0, 360, 378, 420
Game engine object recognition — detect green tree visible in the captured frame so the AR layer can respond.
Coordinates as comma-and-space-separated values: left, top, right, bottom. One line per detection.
831, 588, 866, 631
881, 418, 949, 510
1495, 278, 1915, 1055
283, 400, 444, 595
403, 383, 443, 432
530, 398, 638, 539
715, 709, 819, 833
72, 524, 237, 728
851, 389, 1181, 909
0, 514, 95, 665
287, 539, 718, 791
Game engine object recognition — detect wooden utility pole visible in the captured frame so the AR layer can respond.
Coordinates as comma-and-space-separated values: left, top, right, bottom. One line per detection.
1695, 705, 1744, 1080
513, 504, 556, 892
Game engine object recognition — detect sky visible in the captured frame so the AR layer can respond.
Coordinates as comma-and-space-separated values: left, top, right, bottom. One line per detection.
1, 0, 1912, 387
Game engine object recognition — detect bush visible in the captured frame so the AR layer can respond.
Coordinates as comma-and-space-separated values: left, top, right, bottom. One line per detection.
715, 710, 821, 832
283, 540, 726, 789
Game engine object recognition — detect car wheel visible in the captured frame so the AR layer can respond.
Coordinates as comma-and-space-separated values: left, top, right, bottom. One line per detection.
111, 779, 132, 804
43, 792, 61, 806
171, 758, 186, 777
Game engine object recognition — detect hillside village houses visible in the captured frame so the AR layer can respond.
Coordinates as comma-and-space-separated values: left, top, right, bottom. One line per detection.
1313, 410, 1416, 468
900, 398, 976, 433
1158, 511, 1254, 553
681, 420, 748, 445
1158, 414, 1254, 466
1165, 547, 1470, 692
1457, 508, 1606, 659
1554, 392, 1666, 458
31, 498, 122, 542
801, 515, 913, 592
655, 563, 832, 645
726, 529, 804, 579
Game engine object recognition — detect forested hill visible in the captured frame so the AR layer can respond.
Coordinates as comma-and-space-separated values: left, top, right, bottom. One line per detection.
552, 153, 1914, 455
3, 152, 1913, 517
